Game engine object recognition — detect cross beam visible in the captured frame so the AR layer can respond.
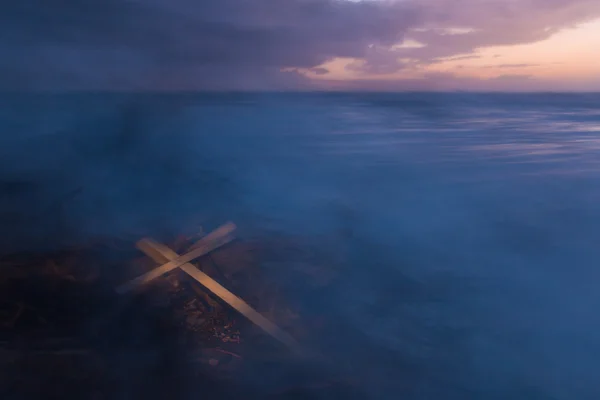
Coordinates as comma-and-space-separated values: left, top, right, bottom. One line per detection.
116, 223, 301, 352
116, 222, 236, 294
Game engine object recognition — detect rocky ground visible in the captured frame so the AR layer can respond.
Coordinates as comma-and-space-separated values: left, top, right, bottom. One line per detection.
0, 224, 361, 399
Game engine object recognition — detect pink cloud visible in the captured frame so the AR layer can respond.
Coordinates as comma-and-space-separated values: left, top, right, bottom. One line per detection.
383, 0, 600, 67
2, 0, 599, 90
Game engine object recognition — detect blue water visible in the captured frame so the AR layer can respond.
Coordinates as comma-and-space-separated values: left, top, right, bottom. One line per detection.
2, 93, 600, 398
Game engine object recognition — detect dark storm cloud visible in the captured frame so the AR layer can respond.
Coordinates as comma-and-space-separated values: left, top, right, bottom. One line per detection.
2, 0, 599, 89
0, 0, 418, 89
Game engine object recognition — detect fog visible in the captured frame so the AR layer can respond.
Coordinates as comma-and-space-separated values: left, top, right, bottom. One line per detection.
2, 93, 600, 399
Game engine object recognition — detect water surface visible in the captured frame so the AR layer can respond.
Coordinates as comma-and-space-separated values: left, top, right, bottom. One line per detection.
2, 92, 600, 399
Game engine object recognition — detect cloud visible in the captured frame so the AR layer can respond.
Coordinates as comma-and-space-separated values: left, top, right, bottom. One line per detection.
309, 67, 330, 76
335, 0, 600, 76
388, 0, 600, 65
0, 0, 418, 90
496, 64, 539, 68
2, 0, 599, 90
345, 44, 414, 75
490, 73, 533, 80
443, 55, 482, 62
482, 63, 540, 68
331, 0, 600, 75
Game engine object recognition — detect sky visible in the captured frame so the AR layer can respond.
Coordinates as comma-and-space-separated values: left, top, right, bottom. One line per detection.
1, 0, 600, 91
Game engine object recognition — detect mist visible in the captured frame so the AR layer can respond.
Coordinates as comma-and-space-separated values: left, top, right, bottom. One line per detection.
2, 93, 600, 398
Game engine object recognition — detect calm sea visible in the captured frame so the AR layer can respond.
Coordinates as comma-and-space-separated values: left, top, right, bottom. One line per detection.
2, 92, 600, 398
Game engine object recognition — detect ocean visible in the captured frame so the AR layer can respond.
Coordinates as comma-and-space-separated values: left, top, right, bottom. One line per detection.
2, 92, 600, 398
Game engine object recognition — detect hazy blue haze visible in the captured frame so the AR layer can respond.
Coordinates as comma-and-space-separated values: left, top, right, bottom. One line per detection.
2, 93, 600, 398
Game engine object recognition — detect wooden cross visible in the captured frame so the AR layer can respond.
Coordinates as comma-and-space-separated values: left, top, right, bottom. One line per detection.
116, 222, 301, 353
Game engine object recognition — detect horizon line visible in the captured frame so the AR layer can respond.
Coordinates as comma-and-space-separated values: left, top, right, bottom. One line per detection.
2, 89, 600, 95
